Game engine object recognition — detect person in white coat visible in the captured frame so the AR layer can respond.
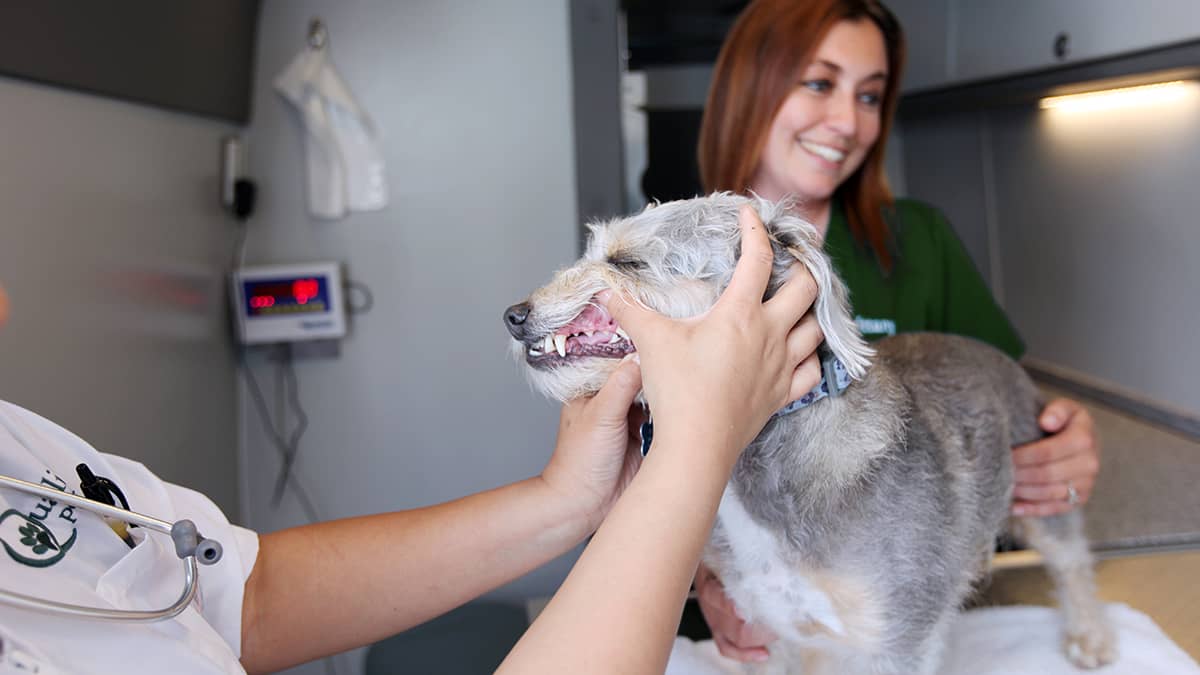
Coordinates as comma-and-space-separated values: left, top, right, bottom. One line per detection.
0, 206, 823, 675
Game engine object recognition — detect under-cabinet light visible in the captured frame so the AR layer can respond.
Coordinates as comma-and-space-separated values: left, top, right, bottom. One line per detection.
1040, 81, 1193, 112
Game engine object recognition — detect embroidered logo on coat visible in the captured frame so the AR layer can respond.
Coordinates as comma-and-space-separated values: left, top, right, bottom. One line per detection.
0, 510, 77, 567
0, 470, 79, 568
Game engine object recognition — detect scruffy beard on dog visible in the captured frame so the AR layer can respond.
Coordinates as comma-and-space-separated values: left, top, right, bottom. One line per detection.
504, 193, 1116, 674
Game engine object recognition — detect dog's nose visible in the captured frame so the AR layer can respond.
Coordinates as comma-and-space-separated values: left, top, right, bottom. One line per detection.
504, 302, 532, 340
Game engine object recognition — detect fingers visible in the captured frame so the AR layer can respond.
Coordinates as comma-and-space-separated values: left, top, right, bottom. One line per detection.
1013, 452, 1099, 486
1038, 398, 1085, 434
721, 205, 775, 308
1011, 479, 1093, 503
590, 356, 643, 414
1011, 402, 1099, 516
786, 313, 823, 368
713, 634, 772, 663
1012, 498, 1075, 518
766, 263, 818, 329
694, 564, 777, 663
787, 356, 823, 404
1012, 478, 1094, 517
1011, 435, 1075, 467
1012, 401, 1099, 470
1011, 438, 1097, 516
596, 290, 662, 346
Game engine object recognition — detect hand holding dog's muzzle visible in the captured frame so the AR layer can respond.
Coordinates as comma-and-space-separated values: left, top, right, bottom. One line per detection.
597, 205, 821, 460
540, 355, 647, 532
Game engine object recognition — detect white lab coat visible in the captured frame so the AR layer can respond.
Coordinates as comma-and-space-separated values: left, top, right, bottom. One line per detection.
0, 400, 258, 675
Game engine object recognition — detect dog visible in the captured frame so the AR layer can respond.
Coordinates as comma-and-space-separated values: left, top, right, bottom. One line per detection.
503, 193, 1116, 674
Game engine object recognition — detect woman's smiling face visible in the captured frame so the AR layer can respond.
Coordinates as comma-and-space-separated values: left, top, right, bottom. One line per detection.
751, 18, 889, 206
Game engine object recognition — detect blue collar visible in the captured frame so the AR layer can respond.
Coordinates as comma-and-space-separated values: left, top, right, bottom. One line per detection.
772, 354, 851, 417
638, 353, 851, 456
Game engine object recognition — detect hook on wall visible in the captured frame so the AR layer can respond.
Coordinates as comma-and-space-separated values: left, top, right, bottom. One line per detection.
308, 18, 328, 50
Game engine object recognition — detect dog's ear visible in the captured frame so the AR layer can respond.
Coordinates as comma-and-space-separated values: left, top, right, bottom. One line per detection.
758, 203, 874, 379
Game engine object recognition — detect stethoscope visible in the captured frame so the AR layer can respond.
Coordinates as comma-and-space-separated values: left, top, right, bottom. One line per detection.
0, 465, 223, 623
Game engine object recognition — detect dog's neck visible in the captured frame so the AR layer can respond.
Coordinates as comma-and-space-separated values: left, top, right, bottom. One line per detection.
733, 363, 906, 522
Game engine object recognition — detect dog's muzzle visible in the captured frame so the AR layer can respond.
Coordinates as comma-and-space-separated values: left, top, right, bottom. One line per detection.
503, 299, 635, 367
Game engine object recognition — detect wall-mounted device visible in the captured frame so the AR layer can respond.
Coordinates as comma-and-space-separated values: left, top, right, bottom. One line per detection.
231, 262, 346, 345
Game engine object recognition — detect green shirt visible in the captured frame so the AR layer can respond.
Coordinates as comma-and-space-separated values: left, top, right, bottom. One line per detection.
823, 198, 1025, 359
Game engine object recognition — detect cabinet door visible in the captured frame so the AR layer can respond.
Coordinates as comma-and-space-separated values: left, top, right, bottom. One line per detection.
886, 0, 953, 93
1067, 0, 1200, 63
954, 0, 1200, 86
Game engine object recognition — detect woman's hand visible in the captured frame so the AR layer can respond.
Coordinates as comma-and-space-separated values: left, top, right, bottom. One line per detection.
694, 564, 778, 662
1011, 398, 1100, 517
541, 359, 648, 531
600, 205, 823, 460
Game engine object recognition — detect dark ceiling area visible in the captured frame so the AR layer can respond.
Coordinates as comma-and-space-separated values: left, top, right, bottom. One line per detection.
621, 0, 748, 69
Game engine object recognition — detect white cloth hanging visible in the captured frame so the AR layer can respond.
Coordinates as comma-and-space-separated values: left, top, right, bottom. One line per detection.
274, 45, 388, 220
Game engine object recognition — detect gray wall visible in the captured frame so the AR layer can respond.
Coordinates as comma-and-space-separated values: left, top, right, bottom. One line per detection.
570, 0, 627, 241
241, 3, 578, 665
0, 75, 240, 515
901, 89, 1200, 416
992, 97, 1200, 414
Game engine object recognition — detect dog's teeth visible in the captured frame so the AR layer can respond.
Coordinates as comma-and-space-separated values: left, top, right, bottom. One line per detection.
528, 348, 542, 356
615, 327, 629, 340
584, 330, 594, 337
554, 334, 567, 357
544, 335, 554, 354
608, 333, 621, 344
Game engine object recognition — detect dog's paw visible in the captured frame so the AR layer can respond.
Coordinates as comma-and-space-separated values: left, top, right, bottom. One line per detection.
1064, 623, 1118, 669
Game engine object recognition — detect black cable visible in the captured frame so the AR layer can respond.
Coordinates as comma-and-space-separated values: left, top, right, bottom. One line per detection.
228, 178, 255, 270
225, 176, 343, 675
271, 346, 310, 507
345, 279, 374, 315
239, 348, 321, 524
230, 222, 248, 271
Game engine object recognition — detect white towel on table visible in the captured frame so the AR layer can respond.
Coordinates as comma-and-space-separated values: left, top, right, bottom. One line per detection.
667, 603, 1199, 675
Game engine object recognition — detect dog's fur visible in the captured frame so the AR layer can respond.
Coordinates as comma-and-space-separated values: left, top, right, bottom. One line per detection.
504, 193, 1116, 674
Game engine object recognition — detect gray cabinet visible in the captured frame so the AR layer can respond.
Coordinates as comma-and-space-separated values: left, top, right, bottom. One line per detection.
889, 0, 1200, 93
887, 0, 953, 92
0, 2, 259, 124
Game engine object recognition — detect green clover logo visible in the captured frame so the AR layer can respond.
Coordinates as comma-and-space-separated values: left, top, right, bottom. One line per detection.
2, 510, 76, 568
18, 521, 60, 555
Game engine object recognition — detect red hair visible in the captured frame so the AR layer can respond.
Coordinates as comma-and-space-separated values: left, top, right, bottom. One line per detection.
697, 0, 906, 271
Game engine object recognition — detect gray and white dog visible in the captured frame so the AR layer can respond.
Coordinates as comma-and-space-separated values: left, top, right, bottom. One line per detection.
503, 193, 1116, 674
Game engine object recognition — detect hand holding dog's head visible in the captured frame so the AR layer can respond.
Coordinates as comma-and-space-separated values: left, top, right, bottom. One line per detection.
503, 193, 872, 403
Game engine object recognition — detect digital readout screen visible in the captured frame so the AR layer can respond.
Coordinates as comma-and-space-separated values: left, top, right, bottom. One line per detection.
242, 276, 330, 316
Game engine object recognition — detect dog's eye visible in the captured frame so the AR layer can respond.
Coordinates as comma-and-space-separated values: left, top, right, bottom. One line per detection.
608, 256, 647, 271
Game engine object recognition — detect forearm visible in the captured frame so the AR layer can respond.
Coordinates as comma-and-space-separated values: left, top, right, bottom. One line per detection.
240, 476, 592, 674
498, 431, 736, 674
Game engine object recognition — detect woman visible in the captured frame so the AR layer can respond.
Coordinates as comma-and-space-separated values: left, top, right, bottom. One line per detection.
693, 0, 1101, 662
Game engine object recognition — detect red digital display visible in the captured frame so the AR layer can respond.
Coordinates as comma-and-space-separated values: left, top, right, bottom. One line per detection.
243, 277, 329, 317
293, 279, 318, 305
